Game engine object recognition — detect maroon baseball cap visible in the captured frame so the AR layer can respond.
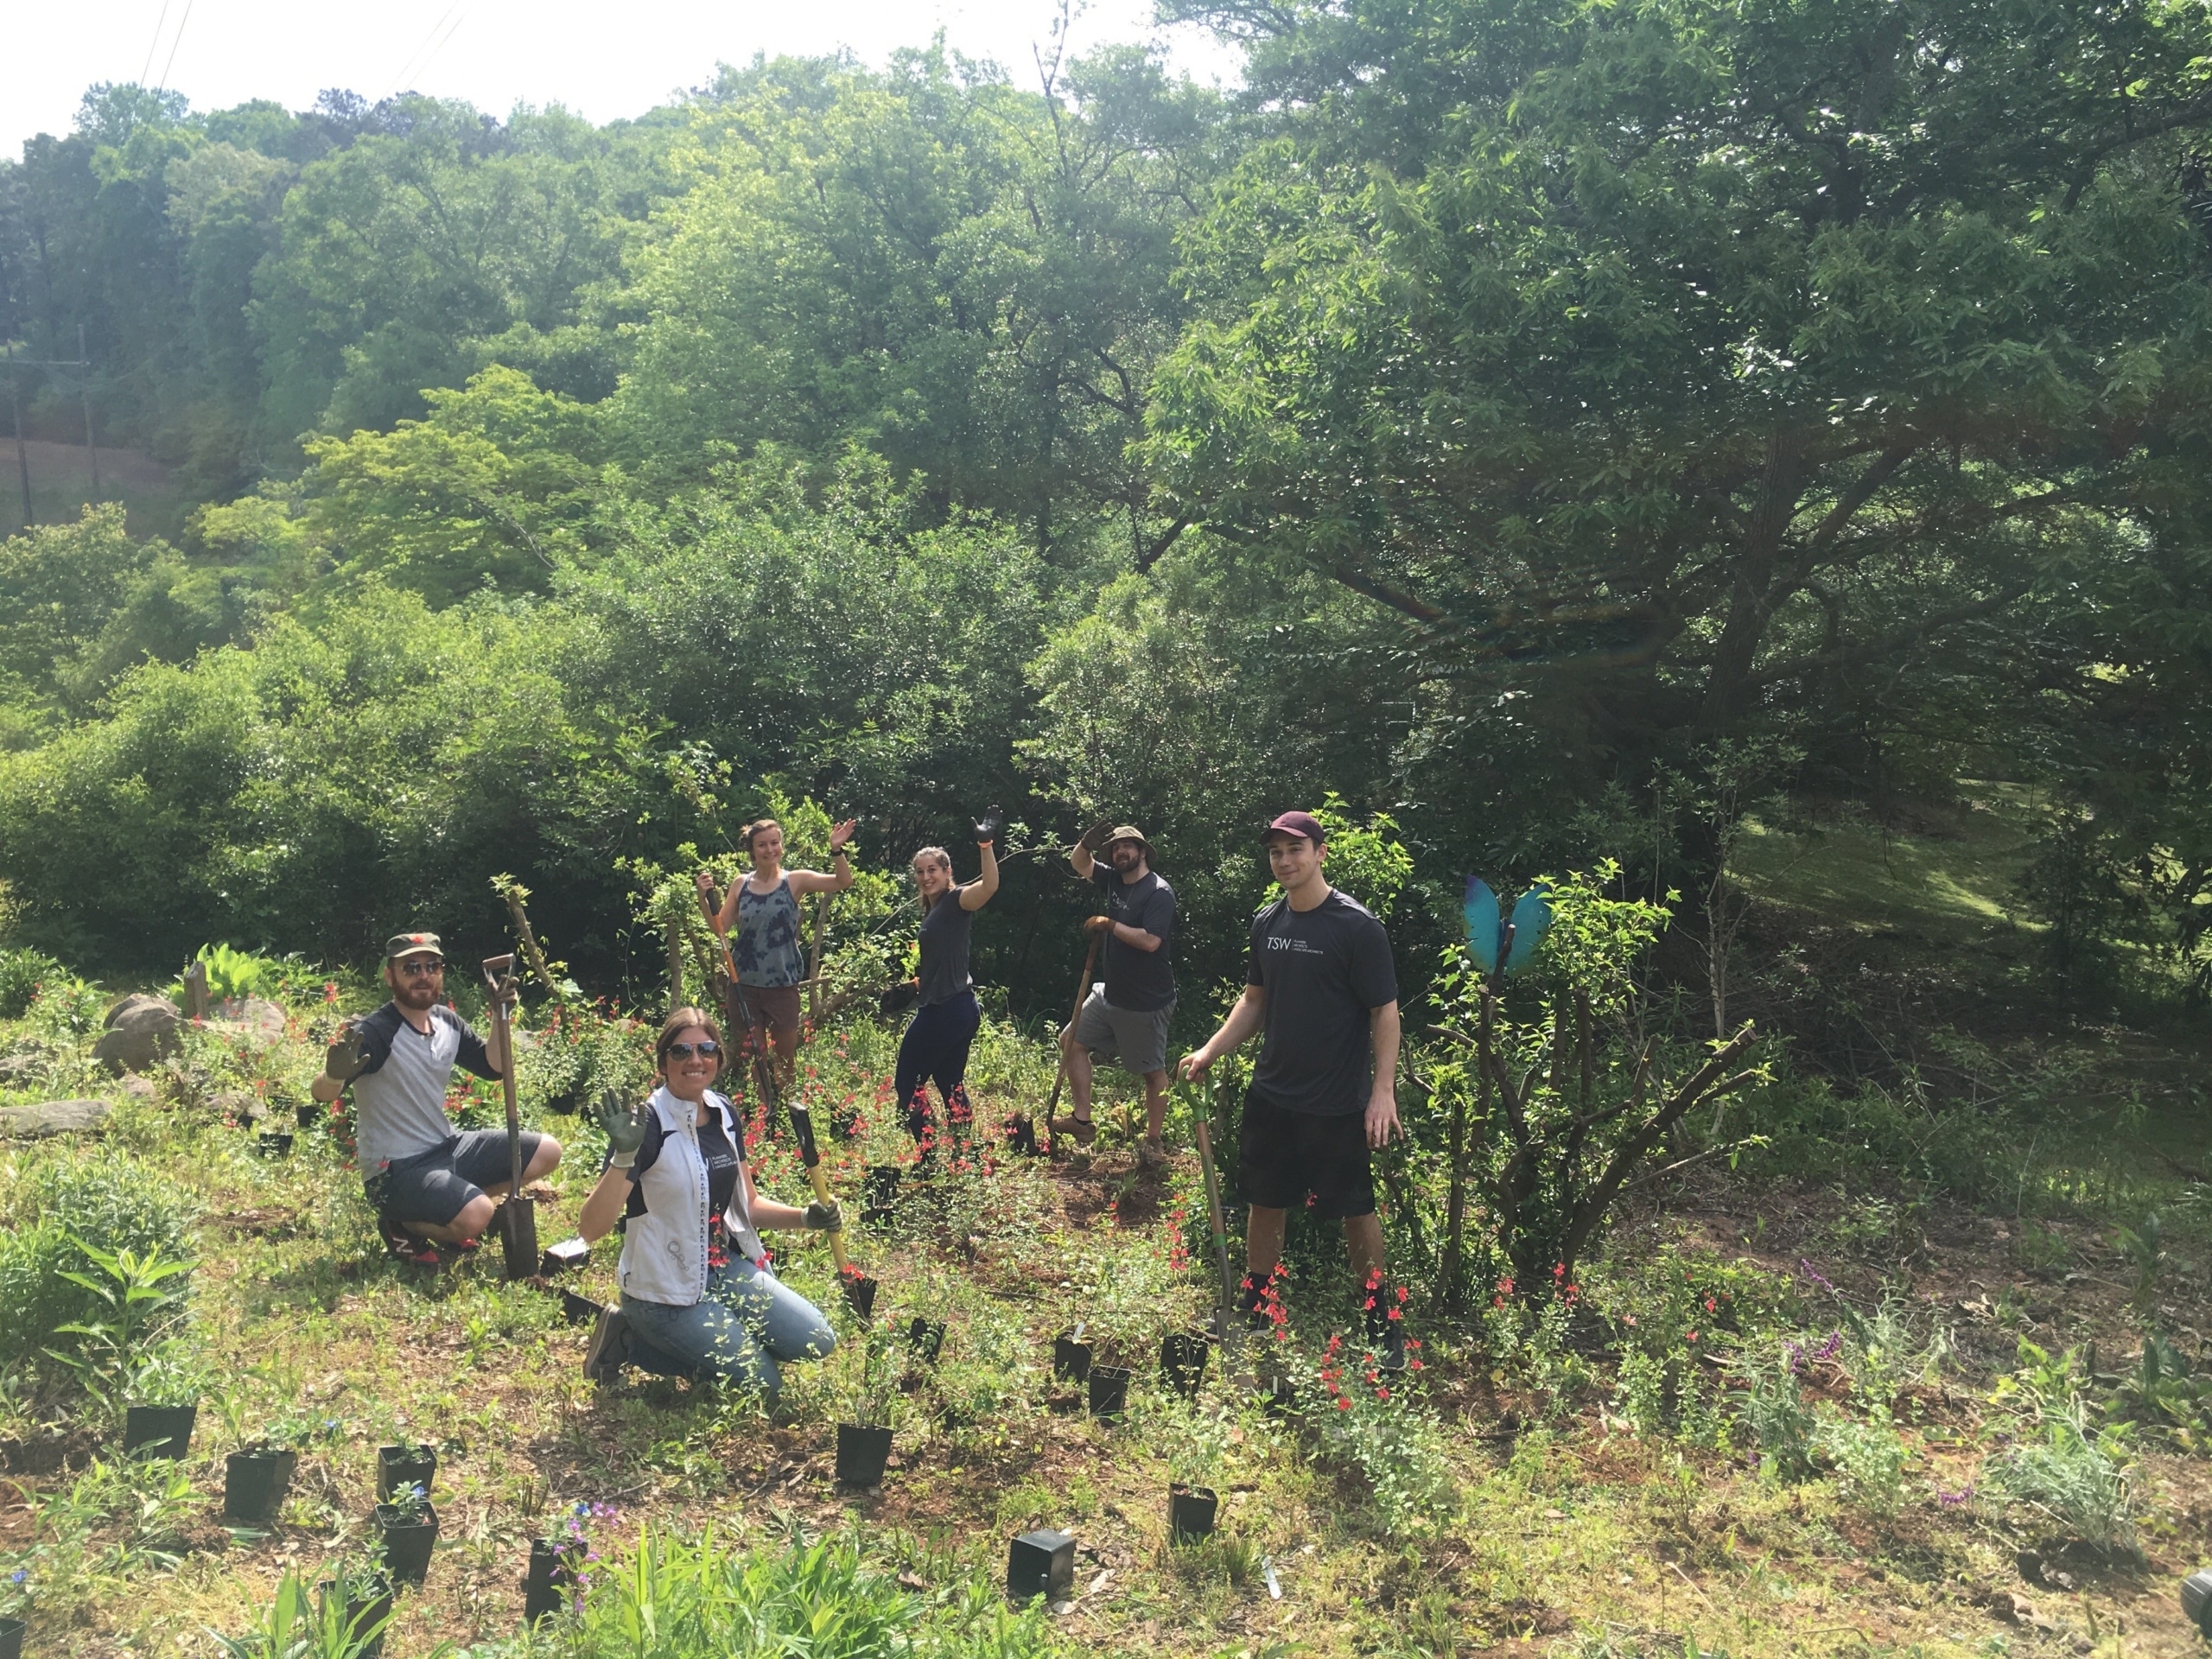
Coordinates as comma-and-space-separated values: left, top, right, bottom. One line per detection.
1264, 810, 1325, 845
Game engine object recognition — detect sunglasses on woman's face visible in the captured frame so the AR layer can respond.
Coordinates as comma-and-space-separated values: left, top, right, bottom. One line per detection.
665, 1040, 721, 1061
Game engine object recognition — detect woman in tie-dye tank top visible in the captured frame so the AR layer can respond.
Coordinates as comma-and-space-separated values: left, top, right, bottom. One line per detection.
696, 817, 856, 1086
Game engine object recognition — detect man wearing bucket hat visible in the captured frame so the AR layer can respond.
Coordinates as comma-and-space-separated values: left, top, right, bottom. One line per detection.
1179, 810, 1408, 1369
1057, 823, 1177, 1166
311, 931, 564, 1268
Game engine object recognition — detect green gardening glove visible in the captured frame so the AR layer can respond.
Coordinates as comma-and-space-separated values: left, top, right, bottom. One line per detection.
803, 1200, 843, 1232
595, 1089, 650, 1170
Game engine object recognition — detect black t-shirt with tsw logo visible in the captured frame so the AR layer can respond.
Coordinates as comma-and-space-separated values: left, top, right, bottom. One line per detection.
1244, 888, 1398, 1116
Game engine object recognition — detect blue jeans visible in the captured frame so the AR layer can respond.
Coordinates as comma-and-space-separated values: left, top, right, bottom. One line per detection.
620, 1258, 836, 1395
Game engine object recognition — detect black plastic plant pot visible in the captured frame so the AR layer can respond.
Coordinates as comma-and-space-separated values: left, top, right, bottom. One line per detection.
1169, 1483, 1219, 1544
540, 1237, 589, 1276
373, 1502, 439, 1585
296, 1100, 320, 1128
223, 1443, 298, 1525
2184, 1568, 2212, 1636
256, 1131, 294, 1157
1160, 1330, 1209, 1400
524, 1537, 576, 1623
1052, 1328, 1092, 1384
1006, 1529, 1074, 1605
376, 1444, 437, 1501
0, 1615, 22, 1659
318, 1575, 392, 1659
1087, 1364, 1132, 1420
123, 1402, 197, 1460
835, 1423, 893, 1488
907, 1318, 947, 1365
544, 1088, 583, 1116
861, 1165, 901, 1224
843, 1274, 879, 1320
559, 1287, 601, 1327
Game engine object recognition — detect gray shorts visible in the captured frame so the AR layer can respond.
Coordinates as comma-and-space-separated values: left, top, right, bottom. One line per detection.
367, 1130, 545, 1228
1071, 988, 1173, 1077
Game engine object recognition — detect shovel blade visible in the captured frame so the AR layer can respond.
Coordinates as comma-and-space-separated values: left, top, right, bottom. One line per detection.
499, 1198, 539, 1281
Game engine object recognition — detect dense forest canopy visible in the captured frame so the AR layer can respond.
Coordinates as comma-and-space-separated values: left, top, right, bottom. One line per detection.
2, 0, 2209, 1014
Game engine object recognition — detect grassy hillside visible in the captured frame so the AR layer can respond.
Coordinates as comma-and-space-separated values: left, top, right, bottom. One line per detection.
0, 939, 2207, 1658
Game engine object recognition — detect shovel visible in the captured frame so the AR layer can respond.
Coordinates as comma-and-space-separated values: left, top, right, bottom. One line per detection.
1041, 931, 1103, 1157
786, 1094, 873, 1314
481, 954, 538, 1281
1192, 1101, 1241, 1362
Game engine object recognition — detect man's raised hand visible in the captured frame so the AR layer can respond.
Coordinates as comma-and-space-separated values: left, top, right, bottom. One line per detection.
595, 1089, 650, 1169
1077, 818, 1116, 855
322, 1024, 365, 1084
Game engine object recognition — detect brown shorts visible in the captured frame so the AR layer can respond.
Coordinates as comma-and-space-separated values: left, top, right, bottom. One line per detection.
727, 982, 803, 1040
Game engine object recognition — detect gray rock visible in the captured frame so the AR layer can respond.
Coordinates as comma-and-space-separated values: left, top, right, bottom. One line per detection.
214, 997, 289, 1043
0, 1097, 109, 1137
92, 994, 182, 1074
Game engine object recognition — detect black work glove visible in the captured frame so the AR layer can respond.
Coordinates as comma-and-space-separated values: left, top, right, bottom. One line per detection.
803, 1200, 843, 1231
879, 981, 920, 1016
323, 1025, 366, 1084
973, 805, 1003, 844
1077, 818, 1116, 855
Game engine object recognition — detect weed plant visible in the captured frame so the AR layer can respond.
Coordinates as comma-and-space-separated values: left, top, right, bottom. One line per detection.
0, 1147, 198, 1368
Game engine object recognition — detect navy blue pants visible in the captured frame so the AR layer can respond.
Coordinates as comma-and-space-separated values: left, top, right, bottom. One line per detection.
897, 990, 980, 1151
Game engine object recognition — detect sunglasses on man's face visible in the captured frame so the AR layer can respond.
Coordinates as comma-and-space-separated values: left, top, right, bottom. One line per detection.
665, 1040, 721, 1062
397, 959, 444, 977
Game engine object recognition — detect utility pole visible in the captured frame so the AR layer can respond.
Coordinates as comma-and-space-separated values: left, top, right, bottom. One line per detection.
4, 339, 27, 531
76, 324, 98, 499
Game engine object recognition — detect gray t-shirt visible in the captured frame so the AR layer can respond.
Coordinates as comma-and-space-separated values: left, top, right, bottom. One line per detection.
917, 893, 977, 1007
1090, 865, 1176, 1012
350, 1001, 501, 1171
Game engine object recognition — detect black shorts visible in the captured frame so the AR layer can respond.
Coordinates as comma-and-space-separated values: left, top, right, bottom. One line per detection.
1237, 1090, 1375, 1221
367, 1130, 545, 1228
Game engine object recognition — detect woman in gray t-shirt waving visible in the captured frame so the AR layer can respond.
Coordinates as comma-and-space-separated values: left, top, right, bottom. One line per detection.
893, 815, 1001, 1158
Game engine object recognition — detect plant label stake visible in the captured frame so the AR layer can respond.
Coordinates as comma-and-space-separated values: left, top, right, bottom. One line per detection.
1042, 930, 1103, 1156
481, 954, 537, 1281
1192, 1108, 1239, 1354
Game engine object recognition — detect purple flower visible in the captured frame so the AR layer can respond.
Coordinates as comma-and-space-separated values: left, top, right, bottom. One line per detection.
1935, 1485, 1974, 1508
1814, 1331, 1841, 1363
1782, 1340, 1803, 1374
1799, 1258, 1835, 1293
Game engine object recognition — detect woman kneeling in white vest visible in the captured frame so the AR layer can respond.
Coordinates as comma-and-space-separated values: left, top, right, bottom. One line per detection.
576, 1007, 839, 1393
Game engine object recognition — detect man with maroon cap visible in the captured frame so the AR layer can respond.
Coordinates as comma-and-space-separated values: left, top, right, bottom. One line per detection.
1179, 810, 1407, 1366
313, 931, 563, 1267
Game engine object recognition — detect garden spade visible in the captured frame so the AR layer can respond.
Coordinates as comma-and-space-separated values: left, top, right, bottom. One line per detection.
1192, 1107, 1239, 1357
480, 954, 538, 1281
786, 1095, 872, 1313
1042, 931, 1103, 1156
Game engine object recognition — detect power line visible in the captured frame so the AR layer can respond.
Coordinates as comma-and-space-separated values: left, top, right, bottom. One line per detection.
390, 2, 467, 98
139, 0, 175, 86
155, 0, 198, 92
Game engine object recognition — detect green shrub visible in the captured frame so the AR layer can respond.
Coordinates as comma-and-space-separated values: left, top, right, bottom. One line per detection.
531, 1528, 1063, 1657
0, 945, 67, 1019
0, 1147, 198, 1365
1984, 1402, 2137, 1551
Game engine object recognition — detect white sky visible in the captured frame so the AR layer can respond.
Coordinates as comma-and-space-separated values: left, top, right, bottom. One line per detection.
3, 0, 1247, 158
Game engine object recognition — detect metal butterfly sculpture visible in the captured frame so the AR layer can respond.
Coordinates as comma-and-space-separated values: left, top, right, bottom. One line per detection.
1463, 877, 1554, 978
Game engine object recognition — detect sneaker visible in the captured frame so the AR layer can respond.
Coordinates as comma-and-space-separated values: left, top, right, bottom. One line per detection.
380, 1217, 443, 1269
583, 1307, 630, 1383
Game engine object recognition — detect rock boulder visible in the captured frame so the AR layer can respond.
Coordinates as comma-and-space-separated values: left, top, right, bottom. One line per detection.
0, 1097, 109, 1137
92, 994, 182, 1074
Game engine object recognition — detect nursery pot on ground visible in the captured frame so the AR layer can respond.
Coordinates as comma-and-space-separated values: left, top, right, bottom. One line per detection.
1052, 1327, 1092, 1384
907, 1318, 946, 1365
256, 1131, 293, 1157
524, 1538, 575, 1623
373, 1501, 439, 1585
376, 1444, 437, 1501
223, 1442, 298, 1525
0, 1615, 22, 1659
1169, 1484, 1219, 1544
862, 1165, 901, 1224
559, 1288, 601, 1326
1160, 1330, 1209, 1399
1087, 1364, 1132, 1420
123, 1402, 197, 1460
836, 1424, 894, 1488
843, 1274, 879, 1319
1006, 1529, 1074, 1605
296, 1100, 319, 1128
318, 1574, 392, 1659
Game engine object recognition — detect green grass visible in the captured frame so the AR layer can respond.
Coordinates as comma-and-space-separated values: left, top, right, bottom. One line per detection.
1728, 786, 2040, 944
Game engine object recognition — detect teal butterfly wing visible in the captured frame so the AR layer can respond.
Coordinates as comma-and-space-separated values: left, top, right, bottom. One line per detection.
1503, 884, 1553, 976
1463, 876, 1500, 975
